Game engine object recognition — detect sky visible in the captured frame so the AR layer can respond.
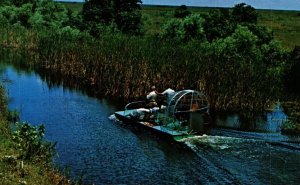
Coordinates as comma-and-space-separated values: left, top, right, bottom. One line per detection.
61, 0, 300, 11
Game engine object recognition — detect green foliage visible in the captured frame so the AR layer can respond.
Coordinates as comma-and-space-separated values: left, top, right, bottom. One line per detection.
0, 0, 12, 6
202, 9, 233, 41
28, 9, 44, 28
60, 26, 82, 40
230, 25, 258, 53
0, 1, 69, 29
285, 46, 300, 95
81, 0, 142, 35
33, 1, 68, 29
81, 0, 113, 25
16, 3, 33, 27
115, 8, 142, 35
12, 122, 56, 163
0, 88, 64, 184
246, 24, 273, 45
198, 26, 287, 111
0, 2, 295, 117
181, 14, 205, 41
65, 8, 84, 30
282, 120, 300, 135
161, 14, 205, 42
0, 85, 9, 136
232, 3, 258, 24
174, 5, 191, 18
160, 18, 181, 39
0, 85, 8, 118
0, 5, 18, 24
11, 0, 37, 7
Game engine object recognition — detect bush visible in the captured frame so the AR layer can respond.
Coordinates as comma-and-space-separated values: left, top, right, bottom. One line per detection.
12, 122, 56, 164
115, 10, 142, 35
11, 0, 37, 7
232, 3, 258, 24
285, 46, 300, 95
81, 0, 142, 35
0, 5, 18, 24
199, 26, 286, 111
174, 5, 191, 18
161, 14, 205, 42
202, 9, 234, 41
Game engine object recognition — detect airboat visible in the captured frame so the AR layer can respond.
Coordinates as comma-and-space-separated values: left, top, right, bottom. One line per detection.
114, 90, 210, 141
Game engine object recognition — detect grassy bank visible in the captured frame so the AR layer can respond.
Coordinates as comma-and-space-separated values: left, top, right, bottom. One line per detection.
0, 84, 70, 184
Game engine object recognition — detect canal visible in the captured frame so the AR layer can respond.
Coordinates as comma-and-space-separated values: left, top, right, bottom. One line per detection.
1, 61, 300, 184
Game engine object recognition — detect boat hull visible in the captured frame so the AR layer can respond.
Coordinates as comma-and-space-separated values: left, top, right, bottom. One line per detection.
114, 110, 195, 141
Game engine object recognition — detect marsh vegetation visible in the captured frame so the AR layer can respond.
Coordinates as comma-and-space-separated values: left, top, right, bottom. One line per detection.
0, 1, 299, 132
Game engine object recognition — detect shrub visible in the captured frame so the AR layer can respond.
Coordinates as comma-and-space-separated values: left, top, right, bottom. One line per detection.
285, 46, 300, 95
202, 9, 234, 41
161, 14, 205, 42
12, 122, 56, 164
174, 5, 191, 18
232, 3, 258, 24
81, 0, 142, 35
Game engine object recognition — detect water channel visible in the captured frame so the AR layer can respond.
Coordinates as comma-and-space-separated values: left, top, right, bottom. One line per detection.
1, 59, 300, 184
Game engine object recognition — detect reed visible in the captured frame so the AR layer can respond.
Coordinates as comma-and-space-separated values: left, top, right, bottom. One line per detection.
3, 27, 279, 114
0, 9, 287, 113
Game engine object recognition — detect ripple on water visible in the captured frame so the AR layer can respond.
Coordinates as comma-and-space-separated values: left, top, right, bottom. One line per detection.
180, 135, 300, 185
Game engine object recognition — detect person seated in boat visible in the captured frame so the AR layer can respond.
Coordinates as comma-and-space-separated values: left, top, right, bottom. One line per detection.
161, 88, 175, 105
129, 108, 151, 120
146, 85, 159, 108
129, 106, 166, 121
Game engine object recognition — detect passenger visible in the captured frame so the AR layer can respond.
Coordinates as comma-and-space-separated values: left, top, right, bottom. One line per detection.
129, 108, 150, 120
146, 85, 159, 108
162, 88, 175, 104
129, 107, 162, 121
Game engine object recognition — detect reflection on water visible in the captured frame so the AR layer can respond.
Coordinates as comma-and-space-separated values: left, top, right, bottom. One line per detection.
1, 57, 300, 184
1, 66, 234, 184
215, 104, 287, 133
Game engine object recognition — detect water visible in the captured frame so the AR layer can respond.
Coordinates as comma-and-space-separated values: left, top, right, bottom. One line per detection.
1, 64, 300, 184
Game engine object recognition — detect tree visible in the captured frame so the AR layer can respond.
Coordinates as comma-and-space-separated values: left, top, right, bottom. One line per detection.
160, 18, 181, 40
11, 0, 37, 7
174, 5, 191, 18
115, 11, 142, 34
232, 3, 258, 24
246, 24, 273, 45
285, 46, 300, 95
113, 0, 142, 35
202, 9, 234, 41
113, 0, 141, 13
28, 1, 68, 29
81, 0, 142, 35
161, 14, 205, 42
0, 0, 12, 6
81, 0, 113, 25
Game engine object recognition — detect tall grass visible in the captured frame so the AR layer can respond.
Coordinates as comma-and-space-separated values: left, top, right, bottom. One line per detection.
0, 28, 278, 114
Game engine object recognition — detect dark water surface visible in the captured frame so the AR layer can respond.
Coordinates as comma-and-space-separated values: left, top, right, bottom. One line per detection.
1, 64, 300, 185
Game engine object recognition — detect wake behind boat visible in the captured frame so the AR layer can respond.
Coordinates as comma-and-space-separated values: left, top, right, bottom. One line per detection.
115, 90, 211, 141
